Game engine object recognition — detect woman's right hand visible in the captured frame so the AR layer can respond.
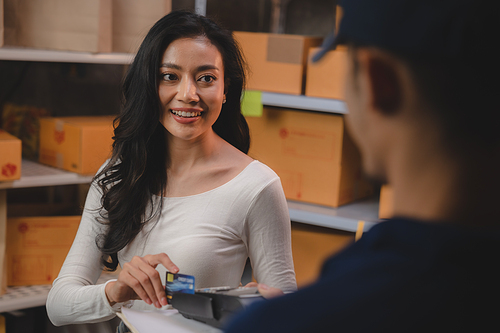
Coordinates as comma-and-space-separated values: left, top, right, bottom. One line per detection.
105, 253, 179, 308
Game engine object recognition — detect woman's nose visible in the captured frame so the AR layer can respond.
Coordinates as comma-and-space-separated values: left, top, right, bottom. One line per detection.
177, 77, 199, 103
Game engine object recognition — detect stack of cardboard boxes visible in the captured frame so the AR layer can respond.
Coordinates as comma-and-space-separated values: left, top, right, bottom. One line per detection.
1, 0, 171, 53
233, 30, 374, 287
1, 116, 115, 294
234, 32, 373, 209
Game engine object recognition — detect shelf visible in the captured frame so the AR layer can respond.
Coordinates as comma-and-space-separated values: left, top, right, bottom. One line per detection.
288, 198, 379, 232
0, 160, 94, 190
0, 46, 134, 65
0, 273, 119, 313
261, 92, 347, 114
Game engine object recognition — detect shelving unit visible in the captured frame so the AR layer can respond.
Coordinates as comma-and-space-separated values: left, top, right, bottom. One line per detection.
0, 45, 379, 320
0, 46, 378, 228
0, 160, 96, 312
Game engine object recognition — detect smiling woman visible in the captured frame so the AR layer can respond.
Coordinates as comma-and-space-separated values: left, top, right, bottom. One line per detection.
45, 10, 297, 328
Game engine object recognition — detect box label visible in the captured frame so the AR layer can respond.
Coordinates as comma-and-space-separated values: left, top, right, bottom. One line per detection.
280, 127, 335, 160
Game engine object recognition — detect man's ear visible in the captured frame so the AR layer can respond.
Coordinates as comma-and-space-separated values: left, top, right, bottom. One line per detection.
358, 49, 402, 115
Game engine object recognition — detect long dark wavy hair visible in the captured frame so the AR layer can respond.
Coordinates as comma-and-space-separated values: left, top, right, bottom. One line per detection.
94, 10, 250, 271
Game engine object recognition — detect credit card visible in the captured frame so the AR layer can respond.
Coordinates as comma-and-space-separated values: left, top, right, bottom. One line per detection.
165, 272, 195, 304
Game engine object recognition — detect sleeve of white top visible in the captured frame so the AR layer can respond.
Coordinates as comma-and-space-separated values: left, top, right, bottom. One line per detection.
46, 181, 118, 326
245, 177, 298, 293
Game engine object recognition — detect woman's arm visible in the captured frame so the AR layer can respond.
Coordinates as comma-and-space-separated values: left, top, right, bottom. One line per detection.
245, 178, 297, 292
46, 182, 118, 326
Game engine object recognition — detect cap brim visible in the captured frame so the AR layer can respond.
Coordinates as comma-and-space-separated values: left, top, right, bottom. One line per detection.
312, 33, 343, 62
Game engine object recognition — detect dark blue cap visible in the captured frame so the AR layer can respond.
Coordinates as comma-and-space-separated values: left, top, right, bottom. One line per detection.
313, 0, 497, 62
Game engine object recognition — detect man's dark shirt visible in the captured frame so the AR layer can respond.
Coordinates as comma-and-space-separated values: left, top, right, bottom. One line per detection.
224, 218, 500, 332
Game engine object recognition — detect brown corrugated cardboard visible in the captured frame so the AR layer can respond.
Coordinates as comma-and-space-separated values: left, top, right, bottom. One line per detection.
39, 116, 114, 175
306, 46, 347, 100
234, 32, 322, 95
112, 0, 171, 53
292, 223, 353, 287
246, 107, 373, 207
5, 216, 80, 286
4, 0, 112, 53
378, 185, 394, 219
0, 130, 22, 182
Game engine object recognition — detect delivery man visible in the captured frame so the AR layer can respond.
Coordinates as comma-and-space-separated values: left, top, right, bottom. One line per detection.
224, 0, 500, 331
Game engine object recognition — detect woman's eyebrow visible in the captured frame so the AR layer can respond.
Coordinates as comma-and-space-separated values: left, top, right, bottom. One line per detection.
196, 65, 219, 72
160, 62, 182, 70
159, 63, 219, 72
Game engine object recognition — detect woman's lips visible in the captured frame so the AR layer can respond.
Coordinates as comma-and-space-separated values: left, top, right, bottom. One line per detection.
170, 108, 203, 124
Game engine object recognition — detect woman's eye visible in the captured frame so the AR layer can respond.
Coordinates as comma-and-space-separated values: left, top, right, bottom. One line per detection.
161, 73, 177, 81
199, 75, 215, 83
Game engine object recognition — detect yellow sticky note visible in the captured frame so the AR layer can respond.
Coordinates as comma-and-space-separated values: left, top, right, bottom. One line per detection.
241, 90, 263, 117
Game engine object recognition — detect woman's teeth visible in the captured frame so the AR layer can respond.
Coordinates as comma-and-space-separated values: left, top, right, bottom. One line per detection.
171, 110, 201, 118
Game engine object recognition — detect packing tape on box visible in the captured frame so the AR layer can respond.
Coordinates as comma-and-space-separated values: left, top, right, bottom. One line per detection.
267, 36, 303, 64
55, 120, 64, 132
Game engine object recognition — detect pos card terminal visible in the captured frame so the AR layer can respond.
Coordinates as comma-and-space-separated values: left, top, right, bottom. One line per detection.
166, 272, 264, 328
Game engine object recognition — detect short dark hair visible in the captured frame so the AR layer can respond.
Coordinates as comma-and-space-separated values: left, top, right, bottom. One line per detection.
95, 10, 250, 271
349, 42, 499, 153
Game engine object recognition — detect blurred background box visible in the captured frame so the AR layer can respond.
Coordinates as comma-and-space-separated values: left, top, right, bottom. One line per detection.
233, 32, 322, 95
246, 107, 373, 208
4, 0, 112, 53
112, 0, 171, 54
5, 215, 80, 286
2, 103, 50, 161
379, 185, 393, 219
292, 223, 354, 287
39, 116, 114, 175
0, 130, 21, 182
306, 46, 347, 100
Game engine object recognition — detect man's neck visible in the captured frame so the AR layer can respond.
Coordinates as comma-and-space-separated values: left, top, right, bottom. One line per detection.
390, 148, 500, 226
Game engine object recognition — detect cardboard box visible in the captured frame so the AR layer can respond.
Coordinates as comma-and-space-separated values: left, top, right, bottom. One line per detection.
246, 107, 373, 207
112, 0, 171, 53
378, 185, 394, 219
0, 130, 22, 182
292, 223, 353, 287
305, 46, 347, 100
5, 216, 80, 286
233, 32, 322, 95
2, 103, 50, 161
4, 0, 112, 53
39, 116, 115, 175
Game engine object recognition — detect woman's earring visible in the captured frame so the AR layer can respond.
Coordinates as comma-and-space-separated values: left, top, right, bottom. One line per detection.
223, 95, 226, 104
